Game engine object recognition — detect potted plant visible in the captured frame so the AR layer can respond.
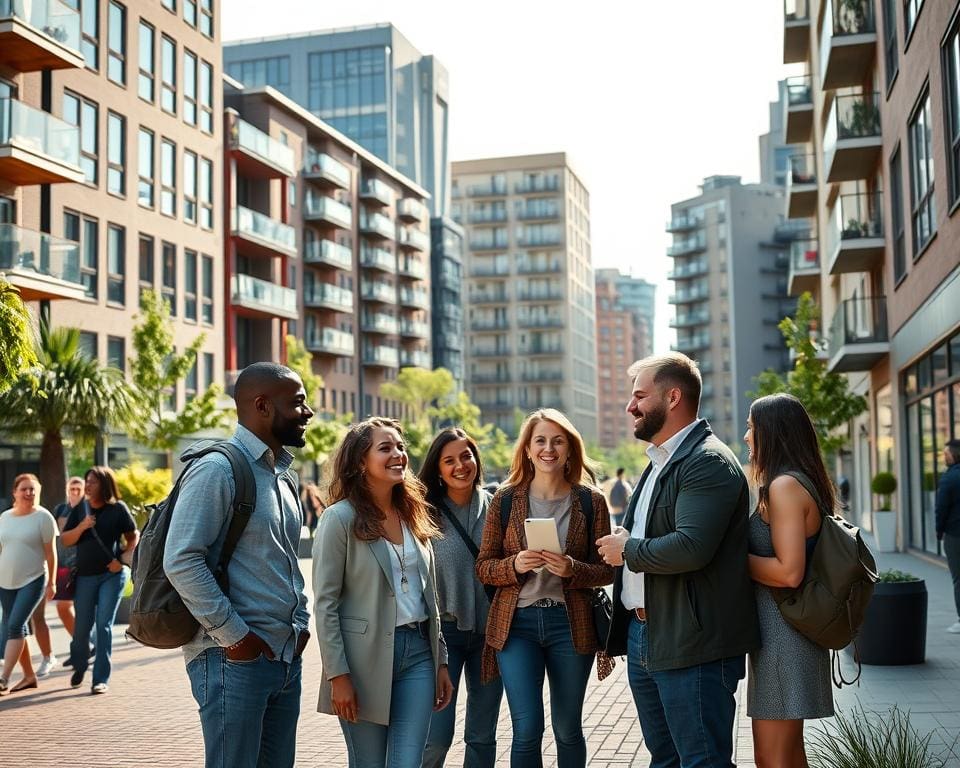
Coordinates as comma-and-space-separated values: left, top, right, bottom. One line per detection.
850, 569, 927, 665
871, 471, 897, 552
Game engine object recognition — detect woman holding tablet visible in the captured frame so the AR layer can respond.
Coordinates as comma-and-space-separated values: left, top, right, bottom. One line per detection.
476, 408, 614, 768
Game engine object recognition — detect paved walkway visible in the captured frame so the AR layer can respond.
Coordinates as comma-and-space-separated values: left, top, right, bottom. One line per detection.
1, 545, 957, 766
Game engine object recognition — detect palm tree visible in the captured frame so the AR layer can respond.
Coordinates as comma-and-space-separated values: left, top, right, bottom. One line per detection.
0, 323, 137, 508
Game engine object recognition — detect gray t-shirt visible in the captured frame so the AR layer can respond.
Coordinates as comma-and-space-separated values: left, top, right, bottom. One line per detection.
518, 493, 570, 608
0, 507, 58, 590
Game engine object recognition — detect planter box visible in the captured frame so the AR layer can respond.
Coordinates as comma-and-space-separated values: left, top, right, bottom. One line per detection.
847, 579, 927, 665
873, 509, 896, 552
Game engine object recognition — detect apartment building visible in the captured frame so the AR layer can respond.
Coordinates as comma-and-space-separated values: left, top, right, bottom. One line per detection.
667, 177, 791, 451
781, 0, 960, 556
452, 152, 599, 441
1, 0, 223, 485
224, 83, 432, 419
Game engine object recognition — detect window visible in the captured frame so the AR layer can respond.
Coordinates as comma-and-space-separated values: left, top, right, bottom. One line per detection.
107, 224, 126, 305
78, 332, 97, 359
201, 254, 214, 324
107, 111, 125, 196
199, 60, 213, 133
183, 150, 197, 224
200, 0, 213, 37
185, 359, 197, 399
908, 90, 936, 254
184, 249, 197, 321
202, 352, 214, 389
107, 2, 125, 85
226, 55, 290, 94
904, 0, 924, 40
63, 91, 97, 184
107, 336, 125, 373
138, 20, 154, 101
882, 0, 898, 89
183, 50, 197, 126
161, 35, 176, 114
64, 212, 98, 298
183, 0, 196, 26
200, 157, 213, 229
161, 139, 176, 216
891, 147, 906, 282
162, 0, 175, 10
945, 21, 960, 206
162, 241, 176, 316
139, 234, 154, 289
62, 0, 98, 70
138, 127, 154, 207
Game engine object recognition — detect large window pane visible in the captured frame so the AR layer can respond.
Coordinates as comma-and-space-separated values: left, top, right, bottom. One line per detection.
161, 139, 176, 216
161, 36, 176, 114
138, 21, 154, 101
107, 224, 125, 305
107, 1, 125, 85
908, 92, 936, 253
107, 112, 125, 196
183, 50, 197, 125
138, 127, 154, 207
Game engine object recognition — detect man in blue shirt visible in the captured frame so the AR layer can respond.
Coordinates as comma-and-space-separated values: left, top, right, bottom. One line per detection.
937, 439, 960, 634
164, 362, 314, 768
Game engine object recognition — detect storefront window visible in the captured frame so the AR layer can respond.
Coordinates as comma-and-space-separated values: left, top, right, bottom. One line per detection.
875, 384, 893, 472
907, 403, 923, 549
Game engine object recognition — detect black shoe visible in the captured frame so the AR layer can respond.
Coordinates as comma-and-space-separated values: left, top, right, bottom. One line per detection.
89, 646, 96, 659
70, 670, 84, 689
62, 658, 74, 669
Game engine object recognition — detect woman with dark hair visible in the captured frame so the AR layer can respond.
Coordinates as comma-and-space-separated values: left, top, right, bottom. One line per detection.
313, 417, 453, 768
419, 428, 503, 768
744, 393, 835, 767
60, 466, 139, 694
301, 482, 324, 534
476, 408, 614, 768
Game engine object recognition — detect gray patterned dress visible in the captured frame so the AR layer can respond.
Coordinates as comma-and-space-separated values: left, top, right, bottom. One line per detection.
747, 509, 834, 720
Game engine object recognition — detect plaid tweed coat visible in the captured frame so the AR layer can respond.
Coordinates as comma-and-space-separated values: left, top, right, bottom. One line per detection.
475, 481, 615, 683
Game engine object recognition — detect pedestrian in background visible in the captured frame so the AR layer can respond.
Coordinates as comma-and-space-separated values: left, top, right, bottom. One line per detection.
52, 476, 85, 641
302, 481, 324, 535
937, 438, 960, 634
477, 408, 613, 768
314, 417, 453, 768
419, 427, 503, 768
744, 393, 835, 767
608, 467, 632, 527
61, 466, 139, 694
0, 473, 58, 694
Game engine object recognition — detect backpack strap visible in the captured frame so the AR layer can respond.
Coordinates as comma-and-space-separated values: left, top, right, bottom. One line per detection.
500, 486, 595, 541
440, 499, 481, 559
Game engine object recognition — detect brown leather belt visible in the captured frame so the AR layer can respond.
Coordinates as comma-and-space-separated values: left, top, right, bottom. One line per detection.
634, 607, 647, 622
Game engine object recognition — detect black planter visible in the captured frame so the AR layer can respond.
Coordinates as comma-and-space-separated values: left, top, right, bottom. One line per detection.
847, 580, 927, 665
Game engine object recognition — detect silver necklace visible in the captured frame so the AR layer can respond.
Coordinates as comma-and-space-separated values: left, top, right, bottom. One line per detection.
388, 517, 409, 593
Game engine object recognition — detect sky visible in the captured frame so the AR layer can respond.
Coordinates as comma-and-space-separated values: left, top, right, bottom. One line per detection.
223, 1, 792, 353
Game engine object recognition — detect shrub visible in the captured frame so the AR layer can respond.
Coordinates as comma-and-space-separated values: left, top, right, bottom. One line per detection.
114, 461, 172, 529
877, 569, 921, 583
871, 472, 897, 510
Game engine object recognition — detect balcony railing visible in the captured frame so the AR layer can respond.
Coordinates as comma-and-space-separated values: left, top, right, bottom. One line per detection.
783, 0, 811, 64
0, 0, 83, 70
303, 239, 352, 270
363, 344, 400, 368
786, 153, 818, 218
231, 117, 295, 177
305, 327, 355, 357
360, 211, 395, 240
234, 205, 296, 255
303, 281, 354, 312
519, 370, 564, 382
472, 288, 509, 303
469, 209, 507, 224
400, 349, 431, 368
671, 334, 711, 353
668, 287, 710, 304
667, 231, 707, 257
828, 191, 884, 274
784, 75, 814, 143
516, 260, 561, 275
517, 234, 563, 248
360, 178, 393, 206
360, 245, 396, 274
516, 287, 564, 301
304, 193, 353, 229
786, 75, 812, 107
827, 296, 889, 373
231, 274, 298, 318
398, 286, 430, 309
472, 372, 512, 384
303, 151, 351, 188
517, 205, 561, 221
669, 311, 710, 328
361, 279, 396, 304
787, 238, 820, 295
0, 98, 81, 183
824, 92, 881, 183
397, 257, 427, 280
467, 181, 507, 197
469, 236, 509, 251
820, 0, 876, 90
361, 312, 399, 335
519, 344, 564, 356
471, 347, 512, 357
398, 226, 430, 252
666, 211, 705, 232
515, 176, 560, 194
397, 198, 427, 222
667, 261, 709, 280
400, 319, 430, 338
517, 316, 564, 329
471, 317, 510, 331
470, 263, 511, 277
0, 223, 82, 299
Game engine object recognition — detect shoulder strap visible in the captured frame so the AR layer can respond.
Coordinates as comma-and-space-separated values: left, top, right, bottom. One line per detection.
500, 489, 513, 530
205, 442, 256, 579
84, 500, 121, 561
439, 499, 480, 559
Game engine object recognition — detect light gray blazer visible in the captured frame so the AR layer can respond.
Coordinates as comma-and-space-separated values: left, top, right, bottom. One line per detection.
312, 499, 447, 725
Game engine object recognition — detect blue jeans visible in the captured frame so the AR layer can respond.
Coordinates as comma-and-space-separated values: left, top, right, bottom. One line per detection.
626, 617, 745, 768
0, 574, 45, 641
186, 647, 302, 768
424, 621, 503, 768
70, 569, 126, 686
340, 624, 437, 768
496, 605, 594, 768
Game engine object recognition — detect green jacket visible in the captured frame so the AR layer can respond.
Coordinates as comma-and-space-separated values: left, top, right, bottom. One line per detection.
605, 421, 760, 671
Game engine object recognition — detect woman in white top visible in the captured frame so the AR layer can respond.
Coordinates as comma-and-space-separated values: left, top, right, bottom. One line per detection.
314, 417, 453, 768
0, 473, 58, 694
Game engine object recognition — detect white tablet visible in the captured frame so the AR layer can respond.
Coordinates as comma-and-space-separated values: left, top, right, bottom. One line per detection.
524, 518, 562, 555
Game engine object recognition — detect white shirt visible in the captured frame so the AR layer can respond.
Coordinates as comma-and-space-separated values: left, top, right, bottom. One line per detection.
387, 522, 429, 626
621, 420, 703, 610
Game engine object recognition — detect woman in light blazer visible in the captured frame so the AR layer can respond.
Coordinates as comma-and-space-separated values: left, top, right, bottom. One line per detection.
314, 417, 454, 768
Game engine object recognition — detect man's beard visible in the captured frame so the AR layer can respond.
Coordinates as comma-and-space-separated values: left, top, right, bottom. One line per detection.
633, 401, 668, 442
274, 417, 308, 448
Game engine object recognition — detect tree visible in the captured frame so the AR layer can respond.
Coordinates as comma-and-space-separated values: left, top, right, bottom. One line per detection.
381, 368, 456, 425
114, 461, 172, 528
751, 292, 868, 458
0, 276, 38, 392
0, 323, 137, 508
129, 290, 229, 461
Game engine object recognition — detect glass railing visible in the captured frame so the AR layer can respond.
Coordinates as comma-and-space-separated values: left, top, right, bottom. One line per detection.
519, 370, 564, 382
303, 239, 352, 270
361, 280, 396, 304
820, 0, 876, 81
303, 281, 354, 311
472, 288, 509, 302
400, 349, 431, 368
516, 287, 564, 301
470, 236, 509, 250
0, 98, 79, 169
667, 231, 707, 257
784, 0, 809, 22
467, 181, 508, 197
397, 198, 427, 221
472, 347, 512, 357
672, 334, 711, 351
788, 153, 817, 186
515, 176, 561, 194
829, 296, 888, 352
232, 118, 295, 175
304, 193, 353, 228
303, 151, 351, 187
397, 258, 427, 280
785, 75, 812, 107
360, 178, 393, 204
231, 274, 297, 315
399, 286, 430, 308
306, 327, 355, 356
0, 0, 81, 53
517, 234, 563, 248
518, 343, 563, 355
670, 311, 710, 327
517, 316, 564, 328
360, 211, 395, 239
516, 260, 560, 274
362, 312, 399, 334
469, 209, 507, 224
363, 345, 400, 367
789, 239, 820, 271
832, 191, 884, 244
360, 246, 396, 273
667, 261, 709, 280
471, 263, 511, 276
400, 319, 430, 337
0, 223, 80, 285
234, 205, 296, 252
666, 211, 705, 231
669, 287, 710, 303
398, 227, 430, 251
472, 371, 512, 383
824, 93, 881, 165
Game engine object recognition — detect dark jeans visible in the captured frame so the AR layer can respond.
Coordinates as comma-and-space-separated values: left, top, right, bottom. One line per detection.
0, 574, 45, 641
424, 621, 503, 768
626, 617, 744, 768
944, 533, 960, 619
186, 647, 302, 768
70, 569, 126, 686
496, 605, 594, 768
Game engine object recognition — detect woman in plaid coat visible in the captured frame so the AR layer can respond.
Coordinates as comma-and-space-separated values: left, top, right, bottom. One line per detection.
476, 409, 614, 768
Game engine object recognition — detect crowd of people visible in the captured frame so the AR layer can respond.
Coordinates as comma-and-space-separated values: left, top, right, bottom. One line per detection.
2, 352, 957, 768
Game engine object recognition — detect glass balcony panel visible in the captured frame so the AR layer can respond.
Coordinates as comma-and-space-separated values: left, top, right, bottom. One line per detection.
304, 193, 353, 229
362, 312, 399, 334
360, 245, 396, 273
397, 257, 427, 280
398, 226, 430, 252
303, 239, 352, 270
0, 222, 81, 291
0, 97, 80, 174
361, 279, 396, 304
363, 344, 400, 367
360, 211, 395, 240
306, 327, 355, 356
397, 197, 427, 222
1, 0, 82, 65
667, 231, 707, 257
785, 75, 812, 106
398, 286, 430, 309
231, 273, 298, 317
303, 150, 351, 188
232, 118, 295, 176
827, 191, 884, 274
400, 319, 429, 338
233, 205, 296, 254
360, 178, 393, 206
820, 0, 877, 89
827, 296, 889, 372
400, 349, 430, 368
304, 281, 354, 312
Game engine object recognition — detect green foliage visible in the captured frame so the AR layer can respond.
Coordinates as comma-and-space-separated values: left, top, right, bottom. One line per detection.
482, 427, 514, 480
877, 569, 920, 584
114, 461, 172, 529
0, 277, 38, 392
750, 293, 868, 458
590, 440, 650, 481
284, 334, 323, 407
129, 290, 229, 455
871, 471, 897, 509
301, 412, 352, 467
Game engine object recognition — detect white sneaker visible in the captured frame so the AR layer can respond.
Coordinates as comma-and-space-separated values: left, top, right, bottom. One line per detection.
36, 655, 57, 678
947, 621, 960, 634
91, 683, 109, 695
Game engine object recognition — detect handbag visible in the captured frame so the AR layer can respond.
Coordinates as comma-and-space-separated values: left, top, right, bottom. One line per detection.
439, 499, 496, 602
54, 565, 77, 601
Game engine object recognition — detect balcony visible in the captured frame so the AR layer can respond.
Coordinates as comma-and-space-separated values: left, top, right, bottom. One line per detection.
0, 223, 84, 301
397, 198, 427, 223
470, 317, 510, 331
786, 154, 817, 218
666, 211, 704, 233
303, 281, 354, 313
667, 231, 707, 257
471, 287, 509, 303
517, 316, 564, 329
469, 209, 508, 224
361, 279, 396, 305
233, 205, 296, 258
229, 117, 295, 179
360, 245, 396, 274
303, 239, 352, 271
0, 0, 83, 71
787, 239, 820, 295
360, 178, 393, 207
472, 371, 511, 384
469, 235, 508, 252
516, 287, 564, 301
304, 193, 353, 230
517, 205, 561, 221
668, 287, 710, 304
467, 181, 508, 197
400, 349, 431, 368
231, 274, 298, 320
516, 260, 560, 275
470, 262, 511, 277
362, 344, 400, 368
361, 312, 399, 335
783, 0, 811, 64
397, 226, 430, 252
827, 296, 889, 373
827, 192, 884, 275
398, 286, 430, 310
517, 233, 563, 248
360, 211, 395, 241
475, 398, 514, 411
520, 344, 564, 357
671, 334, 712, 353
397, 257, 427, 280
515, 176, 560, 194
471, 347, 511, 358
667, 260, 710, 281
303, 152, 350, 189
784, 75, 813, 143
305, 327, 355, 357
669, 310, 710, 328
518, 370, 564, 383
0, 98, 81, 184
820, 0, 876, 90
400, 319, 430, 339
824, 93, 881, 183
